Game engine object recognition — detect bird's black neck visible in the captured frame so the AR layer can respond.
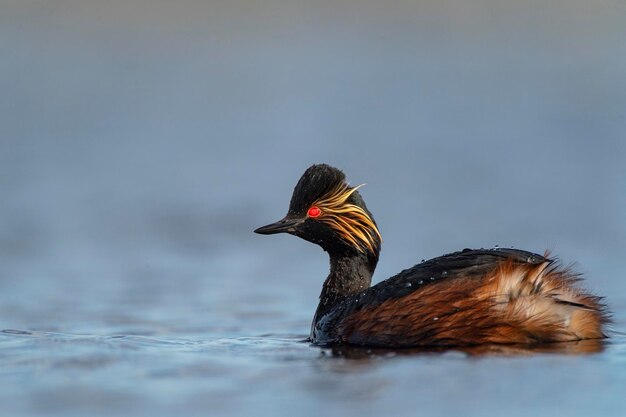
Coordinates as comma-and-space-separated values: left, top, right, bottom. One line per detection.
312, 252, 377, 326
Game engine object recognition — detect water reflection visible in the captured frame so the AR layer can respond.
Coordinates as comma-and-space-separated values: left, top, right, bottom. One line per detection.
323, 339, 606, 360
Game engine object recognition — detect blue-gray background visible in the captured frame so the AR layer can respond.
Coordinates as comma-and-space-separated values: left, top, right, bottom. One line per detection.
1, 1, 625, 416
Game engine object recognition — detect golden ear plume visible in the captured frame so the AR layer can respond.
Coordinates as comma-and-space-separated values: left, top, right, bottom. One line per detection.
313, 183, 381, 254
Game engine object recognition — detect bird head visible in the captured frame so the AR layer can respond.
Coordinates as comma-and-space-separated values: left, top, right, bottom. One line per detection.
254, 164, 381, 262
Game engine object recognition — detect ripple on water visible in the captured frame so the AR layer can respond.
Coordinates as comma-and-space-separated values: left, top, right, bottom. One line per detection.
1, 327, 626, 417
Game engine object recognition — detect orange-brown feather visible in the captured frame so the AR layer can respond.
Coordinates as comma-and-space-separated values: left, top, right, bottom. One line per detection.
336, 259, 607, 347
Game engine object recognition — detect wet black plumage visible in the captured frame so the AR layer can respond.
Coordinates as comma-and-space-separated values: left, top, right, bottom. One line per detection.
255, 164, 608, 348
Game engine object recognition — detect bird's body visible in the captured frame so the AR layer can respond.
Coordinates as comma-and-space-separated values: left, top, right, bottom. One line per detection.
312, 248, 605, 347
255, 164, 608, 348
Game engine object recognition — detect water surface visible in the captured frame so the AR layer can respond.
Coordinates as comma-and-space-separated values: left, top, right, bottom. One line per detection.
1, 1, 625, 416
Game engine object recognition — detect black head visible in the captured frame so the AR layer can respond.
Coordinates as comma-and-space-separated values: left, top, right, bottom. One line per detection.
254, 164, 381, 263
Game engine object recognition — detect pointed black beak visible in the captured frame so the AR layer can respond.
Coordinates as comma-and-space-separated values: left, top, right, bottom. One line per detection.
254, 217, 304, 235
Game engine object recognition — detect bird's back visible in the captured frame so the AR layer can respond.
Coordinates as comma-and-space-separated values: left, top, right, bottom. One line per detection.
312, 248, 608, 347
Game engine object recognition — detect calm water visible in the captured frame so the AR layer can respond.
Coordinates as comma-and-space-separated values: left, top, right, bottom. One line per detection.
1, 1, 626, 416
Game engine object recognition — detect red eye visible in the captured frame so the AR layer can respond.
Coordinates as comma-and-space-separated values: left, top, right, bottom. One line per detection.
307, 206, 321, 218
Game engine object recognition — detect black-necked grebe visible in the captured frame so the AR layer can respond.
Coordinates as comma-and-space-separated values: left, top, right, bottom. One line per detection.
254, 164, 608, 347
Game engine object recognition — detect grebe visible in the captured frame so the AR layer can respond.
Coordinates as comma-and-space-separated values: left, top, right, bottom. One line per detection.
254, 164, 608, 347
